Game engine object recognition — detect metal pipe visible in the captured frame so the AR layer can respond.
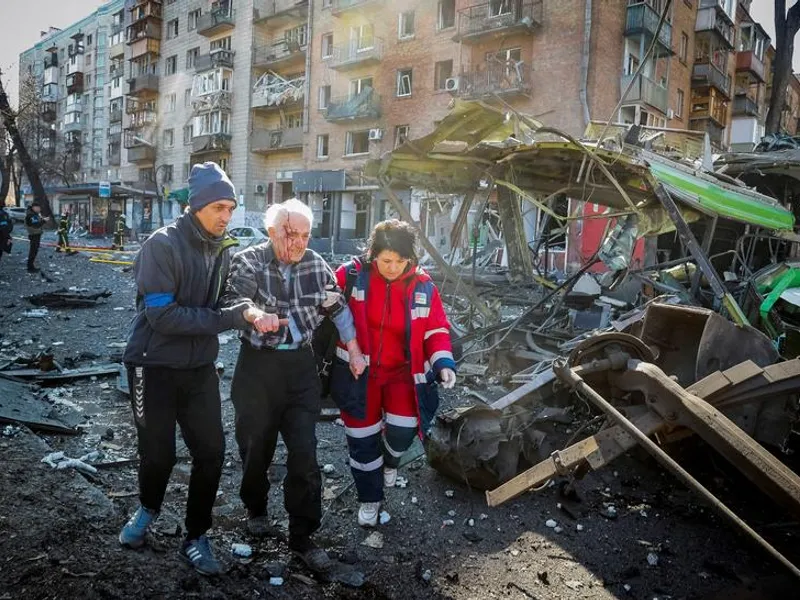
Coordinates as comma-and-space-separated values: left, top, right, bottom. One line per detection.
579, 0, 592, 127
554, 359, 800, 581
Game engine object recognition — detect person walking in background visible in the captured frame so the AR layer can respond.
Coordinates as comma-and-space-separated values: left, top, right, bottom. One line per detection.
330, 219, 456, 527
25, 200, 48, 273
113, 213, 126, 250
119, 162, 268, 576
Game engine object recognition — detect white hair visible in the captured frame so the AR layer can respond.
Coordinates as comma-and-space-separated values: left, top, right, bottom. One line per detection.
263, 197, 314, 230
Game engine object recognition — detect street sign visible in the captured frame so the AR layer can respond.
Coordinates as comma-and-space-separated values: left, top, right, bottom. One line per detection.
99, 181, 111, 198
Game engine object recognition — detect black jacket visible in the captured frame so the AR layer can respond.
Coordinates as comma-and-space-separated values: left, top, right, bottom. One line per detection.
123, 213, 251, 369
0, 208, 12, 235
25, 209, 45, 236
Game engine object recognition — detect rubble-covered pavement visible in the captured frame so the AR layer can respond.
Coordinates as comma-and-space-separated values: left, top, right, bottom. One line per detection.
1, 221, 799, 600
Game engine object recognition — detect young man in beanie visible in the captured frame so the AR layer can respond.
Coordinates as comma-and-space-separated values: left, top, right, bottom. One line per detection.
120, 162, 269, 576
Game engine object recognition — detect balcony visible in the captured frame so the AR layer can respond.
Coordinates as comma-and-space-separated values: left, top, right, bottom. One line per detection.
44, 54, 58, 69
110, 106, 123, 123
331, 0, 381, 17
329, 38, 383, 71
690, 117, 725, 148
324, 88, 381, 122
733, 94, 760, 118
130, 39, 161, 60
251, 127, 303, 153
128, 74, 159, 96
127, 144, 156, 163
453, 1, 542, 44
40, 101, 57, 122
196, 49, 235, 72
127, 21, 161, 44
625, 2, 673, 58
453, 62, 532, 100
696, 1, 735, 48
66, 72, 84, 95
692, 62, 732, 98
109, 40, 125, 59
253, 0, 308, 26
191, 133, 232, 155
252, 39, 306, 70
620, 73, 668, 114
129, 0, 162, 24
108, 142, 121, 166
252, 74, 305, 110
43, 66, 59, 86
197, 3, 235, 37
736, 50, 766, 83
63, 120, 82, 134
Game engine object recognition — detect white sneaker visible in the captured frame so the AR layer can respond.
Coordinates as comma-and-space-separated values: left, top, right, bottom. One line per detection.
383, 468, 398, 488
358, 502, 380, 527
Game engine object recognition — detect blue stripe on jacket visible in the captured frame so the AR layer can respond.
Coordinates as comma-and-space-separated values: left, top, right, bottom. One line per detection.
144, 292, 175, 308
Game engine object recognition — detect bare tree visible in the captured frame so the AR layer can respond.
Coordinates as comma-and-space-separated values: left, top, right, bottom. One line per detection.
767, 0, 800, 134
0, 69, 53, 217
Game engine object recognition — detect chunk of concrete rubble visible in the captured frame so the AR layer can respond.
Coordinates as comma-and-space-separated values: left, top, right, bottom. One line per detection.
545, 519, 558, 528
231, 543, 253, 558
647, 552, 659, 566
445, 490, 454, 498
379, 511, 391, 525
322, 463, 336, 475
268, 577, 284, 586
395, 476, 408, 488
361, 531, 384, 549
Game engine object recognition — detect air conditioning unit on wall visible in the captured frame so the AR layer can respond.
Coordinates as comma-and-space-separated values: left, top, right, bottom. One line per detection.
368, 128, 383, 141
667, 108, 675, 119
445, 77, 460, 93
254, 183, 266, 195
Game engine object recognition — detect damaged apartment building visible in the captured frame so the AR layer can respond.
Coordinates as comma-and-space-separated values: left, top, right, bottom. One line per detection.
16, 0, 786, 252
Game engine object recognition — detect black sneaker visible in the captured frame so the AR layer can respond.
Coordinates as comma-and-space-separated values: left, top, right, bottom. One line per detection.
179, 535, 224, 576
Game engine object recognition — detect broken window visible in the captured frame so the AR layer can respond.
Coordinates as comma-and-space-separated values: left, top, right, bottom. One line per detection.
351, 24, 374, 51
679, 32, 688, 63
398, 11, 415, 39
322, 33, 334, 58
211, 36, 232, 52
435, 59, 453, 90
438, 0, 455, 29
394, 124, 410, 148
166, 55, 177, 76
345, 130, 370, 155
676, 89, 684, 118
397, 68, 412, 97
319, 85, 331, 109
626, 53, 640, 76
183, 124, 193, 144
163, 129, 174, 148
286, 24, 308, 48
167, 18, 179, 40
188, 9, 201, 31
186, 47, 199, 69
317, 134, 329, 158
350, 77, 373, 97
489, 0, 511, 17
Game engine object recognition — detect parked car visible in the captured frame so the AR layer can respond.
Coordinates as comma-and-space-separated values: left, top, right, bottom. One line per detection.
5, 206, 27, 222
229, 226, 268, 249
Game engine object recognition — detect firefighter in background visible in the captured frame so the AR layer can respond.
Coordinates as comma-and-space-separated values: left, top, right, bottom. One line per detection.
113, 213, 126, 250
56, 211, 70, 253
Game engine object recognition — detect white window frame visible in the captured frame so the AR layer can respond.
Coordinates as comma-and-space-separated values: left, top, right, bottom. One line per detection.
398, 11, 415, 39
319, 85, 331, 110
395, 125, 410, 148
396, 69, 412, 97
321, 33, 334, 59
345, 130, 370, 156
317, 134, 329, 158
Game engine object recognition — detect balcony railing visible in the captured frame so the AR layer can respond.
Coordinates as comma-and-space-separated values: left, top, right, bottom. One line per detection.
252, 74, 305, 109
252, 39, 306, 69
736, 50, 766, 83
690, 117, 725, 147
195, 49, 235, 71
253, 0, 309, 23
733, 95, 760, 118
251, 127, 303, 153
191, 133, 232, 155
620, 73, 668, 114
454, 62, 532, 100
454, 1, 542, 43
692, 62, 731, 98
331, 0, 381, 17
128, 74, 160, 96
329, 38, 383, 70
695, 5, 735, 49
127, 21, 161, 44
197, 4, 235, 37
110, 107, 123, 123
127, 145, 156, 162
625, 3, 673, 56
63, 120, 82, 134
325, 88, 381, 122
66, 73, 84, 95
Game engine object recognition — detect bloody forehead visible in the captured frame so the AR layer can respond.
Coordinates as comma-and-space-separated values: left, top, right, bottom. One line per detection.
287, 213, 310, 233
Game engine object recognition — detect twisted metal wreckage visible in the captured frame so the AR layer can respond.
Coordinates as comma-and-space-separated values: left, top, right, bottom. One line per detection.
364, 101, 800, 579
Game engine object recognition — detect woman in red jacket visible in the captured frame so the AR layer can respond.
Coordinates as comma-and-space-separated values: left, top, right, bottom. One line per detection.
331, 220, 456, 527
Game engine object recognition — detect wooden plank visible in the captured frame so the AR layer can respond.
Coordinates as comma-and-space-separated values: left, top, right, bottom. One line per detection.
486, 410, 663, 507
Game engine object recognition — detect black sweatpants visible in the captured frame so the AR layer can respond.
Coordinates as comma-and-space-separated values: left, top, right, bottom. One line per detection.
27, 234, 40, 270
0, 232, 9, 262
231, 342, 322, 539
126, 364, 225, 540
